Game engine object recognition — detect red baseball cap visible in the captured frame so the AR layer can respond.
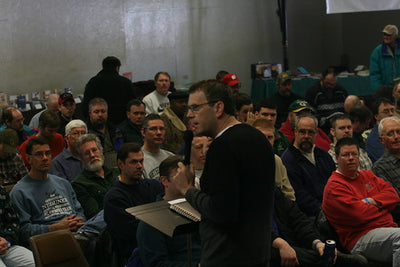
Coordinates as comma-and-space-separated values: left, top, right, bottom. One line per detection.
222, 73, 240, 87
58, 92, 75, 104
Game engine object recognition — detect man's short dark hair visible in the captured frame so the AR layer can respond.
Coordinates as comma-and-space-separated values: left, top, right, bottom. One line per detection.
335, 137, 359, 156
349, 105, 373, 124
372, 98, 394, 116
102, 56, 121, 71
117, 142, 142, 162
189, 79, 235, 116
321, 67, 336, 78
330, 113, 351, 129
235, 93, 252, 113
39, 110, 61, 128
142, 114, 164, 129
126, 99, 145, 111
2, 107, 18, 124
154, 72, 171, 81
254, 98, 277, 113
159, 155, 182, 180
216, 70, 229, 80
26, 136, 50, 155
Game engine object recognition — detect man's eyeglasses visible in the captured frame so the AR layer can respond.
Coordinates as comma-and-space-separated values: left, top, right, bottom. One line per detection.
30, 150, 52, 158
187, 101, 217, 112
146, 127, 166, 132
69, 131, 87, 136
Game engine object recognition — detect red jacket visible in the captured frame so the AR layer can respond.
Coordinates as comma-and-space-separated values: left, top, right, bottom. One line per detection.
280, 119, 332, 151
322, 170, 399, 251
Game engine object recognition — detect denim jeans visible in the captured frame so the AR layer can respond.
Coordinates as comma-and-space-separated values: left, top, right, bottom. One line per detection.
0, 245, 35, 267
351, 227, 400, 267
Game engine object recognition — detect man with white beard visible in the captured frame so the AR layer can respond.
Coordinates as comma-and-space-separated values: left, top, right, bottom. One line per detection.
72, 134, 118, 219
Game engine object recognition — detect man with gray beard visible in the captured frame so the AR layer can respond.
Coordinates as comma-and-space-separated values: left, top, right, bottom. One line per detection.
281, 114, 336, 219
72, 134, 119, 219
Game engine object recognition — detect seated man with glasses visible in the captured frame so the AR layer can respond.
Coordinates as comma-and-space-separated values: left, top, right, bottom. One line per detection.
141, 114, 174, 180
373, 116, 400, 198
281, 114, 335, 219
10, 136, 86, 246
323, 137, 400, 266
49, 120, 88, 181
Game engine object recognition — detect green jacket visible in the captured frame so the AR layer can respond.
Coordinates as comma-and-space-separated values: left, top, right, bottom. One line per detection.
72, 167, 119, 219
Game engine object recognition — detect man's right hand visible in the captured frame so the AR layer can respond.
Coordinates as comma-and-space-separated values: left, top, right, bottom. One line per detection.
49, 215, 81, 232
0, 237, 8, 255
279, 243, 300, 267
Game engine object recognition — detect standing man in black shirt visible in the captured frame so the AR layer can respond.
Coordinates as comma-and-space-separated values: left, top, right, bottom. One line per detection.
175, 79, 275, 266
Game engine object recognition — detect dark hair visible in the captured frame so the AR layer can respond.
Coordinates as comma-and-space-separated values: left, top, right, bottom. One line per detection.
26, 136, 50, 155
102, 56, 121, 71
254, 98, 277, 113
154, 72, 171, 81
321, 67, 336, 78
349, 105, 373, 124
216, 70, 229, 80
189, 79, 235, 116
159, 155, 182, 180
330, 113, 351, 129
126, 99, 145, 111
372, 98, 394, 116
117, 142, 142, 162
39, 110, 61, 128
2, 107, 18, 124
88, 97, 108, 112
235, 93, 252, 112
142, 114, 164, 129
335, 137, 359, 156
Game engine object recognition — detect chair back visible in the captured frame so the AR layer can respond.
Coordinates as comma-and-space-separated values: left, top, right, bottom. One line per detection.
29, 229, 89, 267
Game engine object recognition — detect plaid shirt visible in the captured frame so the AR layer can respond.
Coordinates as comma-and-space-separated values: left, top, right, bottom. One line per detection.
0, 186, 19, 244
328, 143, 373, 171
372, 151, 400, 195
0, 153, 28, 185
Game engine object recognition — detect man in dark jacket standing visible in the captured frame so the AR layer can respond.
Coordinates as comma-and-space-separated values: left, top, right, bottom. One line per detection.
83, 56, 135, 125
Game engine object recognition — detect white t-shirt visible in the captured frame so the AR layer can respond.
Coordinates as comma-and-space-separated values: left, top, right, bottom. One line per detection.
142, 91, 170, 115
142, 148, 174, 180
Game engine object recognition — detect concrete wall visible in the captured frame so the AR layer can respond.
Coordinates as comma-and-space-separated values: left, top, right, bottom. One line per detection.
0, 0, 399, 97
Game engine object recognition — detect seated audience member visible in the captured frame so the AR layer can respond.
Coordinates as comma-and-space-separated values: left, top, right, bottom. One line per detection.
375, 85, 395, 103
0, 107, 37, 148
221, 73, 241, 96
0, 185, 35, 267
10, 137, 85, 246
254, 98, 290, 156
19, 110, 65, 169
0, 129, 27, 185
373, 116, 400, 195
161, 91, 188, 153
117, 99, 146, 145
305, 68, 348, 132
271, 188, 367, 267
344, 95, 363, 113
104, 143, 163, 264
366, 98, 395, 162
349, 105, 373, 149
137, 156, 201, 266
49, 119, 87, 181
234, 93, 253, 123
323, 137, 400, 266
280, 100, 332, 151
87, 97, 123, 169
72, 134, 118, 219
269, 72, 302, 127
281, 114, 335, 218
329, 114, 372, 170
215, 70, 229, 81
57, 92, 80, 136
142, 72, 171, 115
29, 93, 59, 129
191, 136, 210, 189
141, 114, 174, 179
253, 118, 296, 201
